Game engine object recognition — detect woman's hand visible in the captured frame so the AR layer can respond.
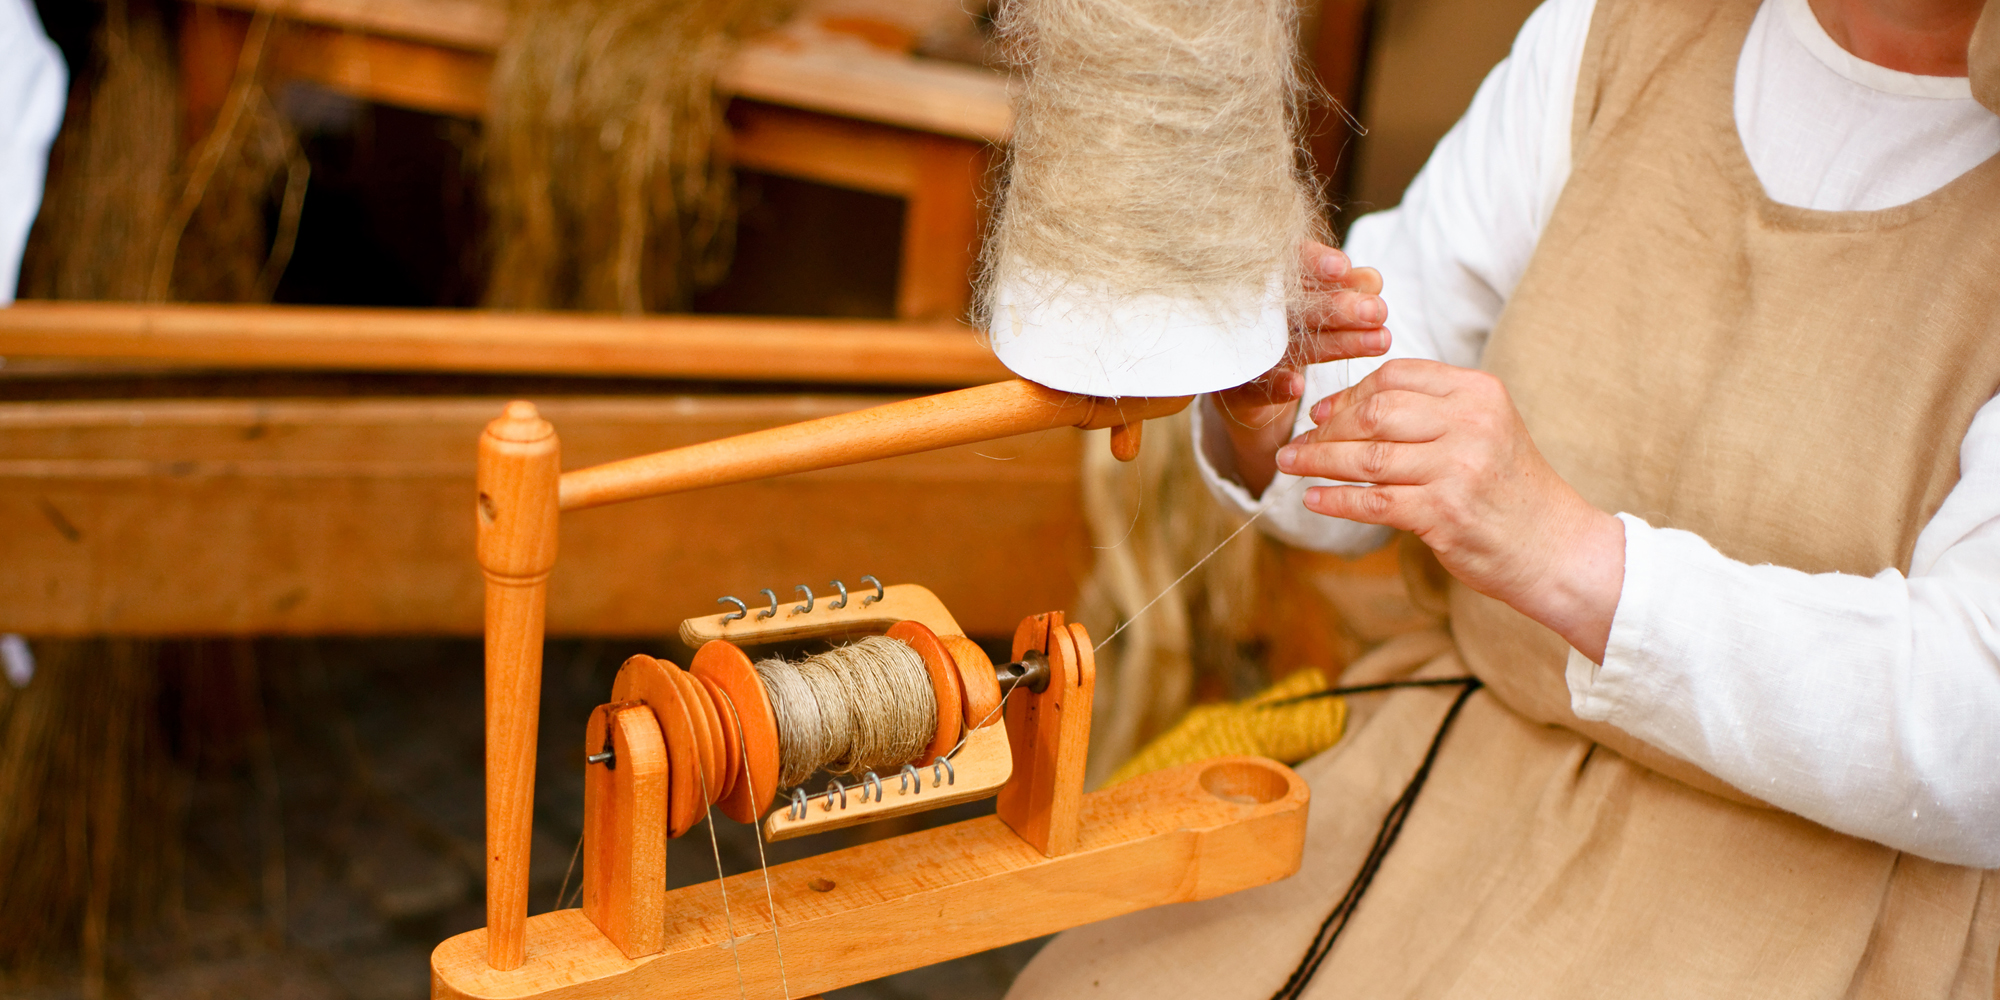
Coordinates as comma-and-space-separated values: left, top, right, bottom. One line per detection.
1275, 359, 1625, 661
1211, 242, 1391, 497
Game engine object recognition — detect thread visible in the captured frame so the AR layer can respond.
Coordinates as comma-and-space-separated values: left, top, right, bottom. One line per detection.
754, 637, 938, 789
979, 0, 1325, 394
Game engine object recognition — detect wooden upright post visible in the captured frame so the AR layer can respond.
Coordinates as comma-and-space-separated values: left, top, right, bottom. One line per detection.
476, 401, 561, 970
997, 614, 1095, 856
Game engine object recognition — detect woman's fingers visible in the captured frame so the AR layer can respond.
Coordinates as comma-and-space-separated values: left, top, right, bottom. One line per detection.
1301, 242, 1348, 283
1296, 288, 1388, 331
1298, 388, 1451, 444
1291, 326, 1391, 366
1336, 266, 1383, 296
1217, 367, 1306, 416
1302, 483, 1424, 531
1275, 439, 1445, 486
1309, 359, 1478, 423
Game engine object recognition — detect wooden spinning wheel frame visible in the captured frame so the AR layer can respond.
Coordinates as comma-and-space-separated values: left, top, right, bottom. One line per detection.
430, 379, 1312, 1000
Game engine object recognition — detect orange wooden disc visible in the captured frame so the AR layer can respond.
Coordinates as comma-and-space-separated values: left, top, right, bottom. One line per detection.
666, 664, 722, 806
611, 654, 704, 837
697, 673, 743, 803
938, 634, 1002, 729
886, 620, 962, 765
690, 640, 780, 824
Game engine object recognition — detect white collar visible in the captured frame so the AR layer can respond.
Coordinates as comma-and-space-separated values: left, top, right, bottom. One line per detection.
1778, 0, 1975, 99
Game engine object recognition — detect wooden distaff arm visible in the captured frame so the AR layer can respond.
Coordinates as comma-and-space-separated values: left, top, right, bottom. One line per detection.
557, 379, 1191, 511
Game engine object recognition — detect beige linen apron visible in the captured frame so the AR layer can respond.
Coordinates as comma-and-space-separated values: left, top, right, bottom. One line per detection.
1007, 0, 2000, 996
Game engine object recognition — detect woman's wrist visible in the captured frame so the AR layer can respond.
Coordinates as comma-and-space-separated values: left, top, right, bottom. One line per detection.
1516, 506, 1626, 663
1215, 395, 1299, 498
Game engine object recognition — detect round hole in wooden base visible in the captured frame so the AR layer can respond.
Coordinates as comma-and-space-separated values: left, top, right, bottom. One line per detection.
1198, 760, 1291, 805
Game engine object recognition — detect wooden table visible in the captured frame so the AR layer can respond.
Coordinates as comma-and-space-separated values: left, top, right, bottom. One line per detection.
0, 305, 1087, 638
177, 0, 1012, 321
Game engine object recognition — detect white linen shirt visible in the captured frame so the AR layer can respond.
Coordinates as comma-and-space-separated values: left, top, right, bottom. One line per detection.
1194, 0, 2000, 866
0, 0, 65, 304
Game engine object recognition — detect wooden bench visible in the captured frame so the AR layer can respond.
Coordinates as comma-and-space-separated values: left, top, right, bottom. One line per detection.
0, 305, 1085, 638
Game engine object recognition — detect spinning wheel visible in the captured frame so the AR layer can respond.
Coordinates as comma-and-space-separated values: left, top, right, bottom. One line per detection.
430, 379, 1312, 999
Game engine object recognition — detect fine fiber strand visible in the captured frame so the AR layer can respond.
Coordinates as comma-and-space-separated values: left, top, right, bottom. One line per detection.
980, 0, 1325, 326
754, 637, 937, 789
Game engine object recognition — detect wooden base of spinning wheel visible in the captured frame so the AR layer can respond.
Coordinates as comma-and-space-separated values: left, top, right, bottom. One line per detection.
431, 755, 1308, 1000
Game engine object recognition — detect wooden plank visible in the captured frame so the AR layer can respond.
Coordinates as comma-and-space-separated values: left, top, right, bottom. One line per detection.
896, 133, 989, 321
431, 755, 1309, 999
727, 101, 919, 198
718, 40, 1013, 144
204, 0, 506, 51
270, 19, 493, 118
0, 395, 1087, 637
0, 303, 1009, 386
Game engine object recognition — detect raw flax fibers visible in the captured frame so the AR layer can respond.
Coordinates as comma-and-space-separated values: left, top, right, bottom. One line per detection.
980, 0, 1326, 331
482, 0, 795, 314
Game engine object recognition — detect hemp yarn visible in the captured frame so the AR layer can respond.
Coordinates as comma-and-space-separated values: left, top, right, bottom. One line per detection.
754, 636, 939, 789
981, 0, 1325, 397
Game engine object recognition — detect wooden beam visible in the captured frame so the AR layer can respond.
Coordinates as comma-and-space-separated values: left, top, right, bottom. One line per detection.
0, 395, 1086, 637
896, 133, 989, 321
0, 303, 1009, 386
727, 102, 920, 198
269, 19, 493, 119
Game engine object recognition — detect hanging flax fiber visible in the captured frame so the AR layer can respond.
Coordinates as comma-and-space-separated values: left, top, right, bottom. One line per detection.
483, 0, 795, 313
980, 0, 1324, 328
754, 637, 939, 789
19, 0, 307, 304
1074, 411, 1268, 785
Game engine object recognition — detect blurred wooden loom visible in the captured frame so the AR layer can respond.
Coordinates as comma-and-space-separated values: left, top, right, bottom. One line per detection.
430, 383, 1311, 999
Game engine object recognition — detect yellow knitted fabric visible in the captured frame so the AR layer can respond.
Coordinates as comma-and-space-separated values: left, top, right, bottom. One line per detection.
1109, 668, 1347, 785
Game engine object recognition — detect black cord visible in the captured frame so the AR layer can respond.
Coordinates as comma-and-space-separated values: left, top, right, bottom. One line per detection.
1258, 675, 1480, 710
1268, 678, 1483, 1000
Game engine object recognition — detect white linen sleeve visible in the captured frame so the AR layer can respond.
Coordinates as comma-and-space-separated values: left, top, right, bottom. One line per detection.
1190, 0, 1596, 556
1568, 394, 2000, 867
0, 0, 66, 304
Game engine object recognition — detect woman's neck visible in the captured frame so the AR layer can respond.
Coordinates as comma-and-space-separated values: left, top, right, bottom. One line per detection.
1806, 0, 1984, 75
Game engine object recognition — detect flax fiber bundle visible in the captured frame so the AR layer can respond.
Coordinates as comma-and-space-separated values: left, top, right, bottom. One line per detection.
1075, 411, 1267, 785
19, 0, 306, 304
981, 0, 1325, 395
483, 0, 794, 313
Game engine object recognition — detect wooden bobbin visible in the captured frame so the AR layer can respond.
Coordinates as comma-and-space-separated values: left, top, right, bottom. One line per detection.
696, 673, 743, 805
937, 634, 1002, 730
690, 640, 781, 825
670, 665, 725, 805
611, 655, 705, 838
885, 620, 962, 765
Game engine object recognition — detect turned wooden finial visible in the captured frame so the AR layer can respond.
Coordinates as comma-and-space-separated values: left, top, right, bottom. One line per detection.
477, 400, 562, 970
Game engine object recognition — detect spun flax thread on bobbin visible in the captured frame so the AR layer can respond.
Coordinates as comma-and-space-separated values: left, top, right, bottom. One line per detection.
979, 0, 1326, 326
754, 636, 939, 789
